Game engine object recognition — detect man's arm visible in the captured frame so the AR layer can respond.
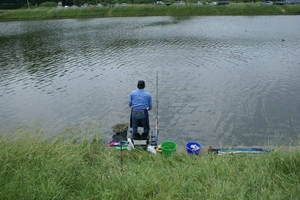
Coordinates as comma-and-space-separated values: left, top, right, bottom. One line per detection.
147, 94, 153, 111
128, 93, 132, 108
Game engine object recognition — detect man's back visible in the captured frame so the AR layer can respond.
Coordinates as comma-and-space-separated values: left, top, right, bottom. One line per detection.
129, 89, 152, 110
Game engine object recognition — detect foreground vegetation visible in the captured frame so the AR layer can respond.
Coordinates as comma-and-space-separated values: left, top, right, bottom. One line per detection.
1, 127, 300, 199
0, 3, 300, 20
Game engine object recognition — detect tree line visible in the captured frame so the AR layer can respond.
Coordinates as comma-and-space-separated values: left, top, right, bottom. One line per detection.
0, 0, 118, 8
0, 0, 258, 9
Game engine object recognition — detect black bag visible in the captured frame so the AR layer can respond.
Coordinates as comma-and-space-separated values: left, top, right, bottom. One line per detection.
111, 123, 128, 141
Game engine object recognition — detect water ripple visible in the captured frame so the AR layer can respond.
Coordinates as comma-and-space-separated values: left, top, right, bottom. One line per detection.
1, 16, 300, 146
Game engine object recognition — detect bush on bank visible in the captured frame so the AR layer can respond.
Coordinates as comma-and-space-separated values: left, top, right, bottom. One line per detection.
1, 127, 300, 199
39, 2, 59, 7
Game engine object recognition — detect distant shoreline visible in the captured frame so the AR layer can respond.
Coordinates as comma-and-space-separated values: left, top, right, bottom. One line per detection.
1, 3, 300, 21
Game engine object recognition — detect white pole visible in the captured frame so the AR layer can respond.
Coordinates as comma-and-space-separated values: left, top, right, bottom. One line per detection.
27, 0, 30, 9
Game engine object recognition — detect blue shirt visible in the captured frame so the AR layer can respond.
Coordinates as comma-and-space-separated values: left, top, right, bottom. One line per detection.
129, 89, 152, 111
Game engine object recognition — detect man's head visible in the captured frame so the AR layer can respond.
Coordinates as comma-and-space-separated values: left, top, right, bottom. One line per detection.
137, 80, 145, 89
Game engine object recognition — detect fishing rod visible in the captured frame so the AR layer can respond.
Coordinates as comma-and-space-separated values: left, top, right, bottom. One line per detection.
152, 67, 159, 146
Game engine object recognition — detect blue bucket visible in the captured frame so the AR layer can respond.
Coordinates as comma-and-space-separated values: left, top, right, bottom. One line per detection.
186, 142, 201, 155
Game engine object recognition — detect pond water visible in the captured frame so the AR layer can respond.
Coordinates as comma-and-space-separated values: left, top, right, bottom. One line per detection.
0, 16, 300, 146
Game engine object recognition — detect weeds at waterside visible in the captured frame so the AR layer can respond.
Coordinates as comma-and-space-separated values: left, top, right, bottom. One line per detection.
0, 4, 300, 20
1, 128, 300, 199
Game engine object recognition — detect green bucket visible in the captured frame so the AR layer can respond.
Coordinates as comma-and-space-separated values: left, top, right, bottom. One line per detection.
161, 141, 177, 156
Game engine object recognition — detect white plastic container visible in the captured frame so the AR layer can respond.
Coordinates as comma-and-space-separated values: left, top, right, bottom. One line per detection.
127, 138, 135, 151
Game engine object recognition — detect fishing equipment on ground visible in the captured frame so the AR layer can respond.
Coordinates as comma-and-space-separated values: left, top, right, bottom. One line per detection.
109, 124, 130, 172
111, 123, 128, 141
108, 140, 128, 172
208, 146, 273, 155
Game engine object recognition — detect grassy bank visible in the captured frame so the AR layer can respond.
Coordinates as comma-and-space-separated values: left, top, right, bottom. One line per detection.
0, 3, 300, 20
1, 127, 300, 199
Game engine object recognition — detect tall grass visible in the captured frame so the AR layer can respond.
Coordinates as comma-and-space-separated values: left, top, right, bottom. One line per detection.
0, 4, 300, 20
1, 127, 300, 199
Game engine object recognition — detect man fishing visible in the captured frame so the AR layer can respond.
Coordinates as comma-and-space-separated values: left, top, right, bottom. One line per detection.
129, 80, 152, 140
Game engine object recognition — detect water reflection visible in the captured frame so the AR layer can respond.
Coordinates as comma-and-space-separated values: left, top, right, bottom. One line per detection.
0, 16, 300, 146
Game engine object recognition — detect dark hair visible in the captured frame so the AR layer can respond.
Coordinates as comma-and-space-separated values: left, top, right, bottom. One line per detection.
137, 80, 145, 89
